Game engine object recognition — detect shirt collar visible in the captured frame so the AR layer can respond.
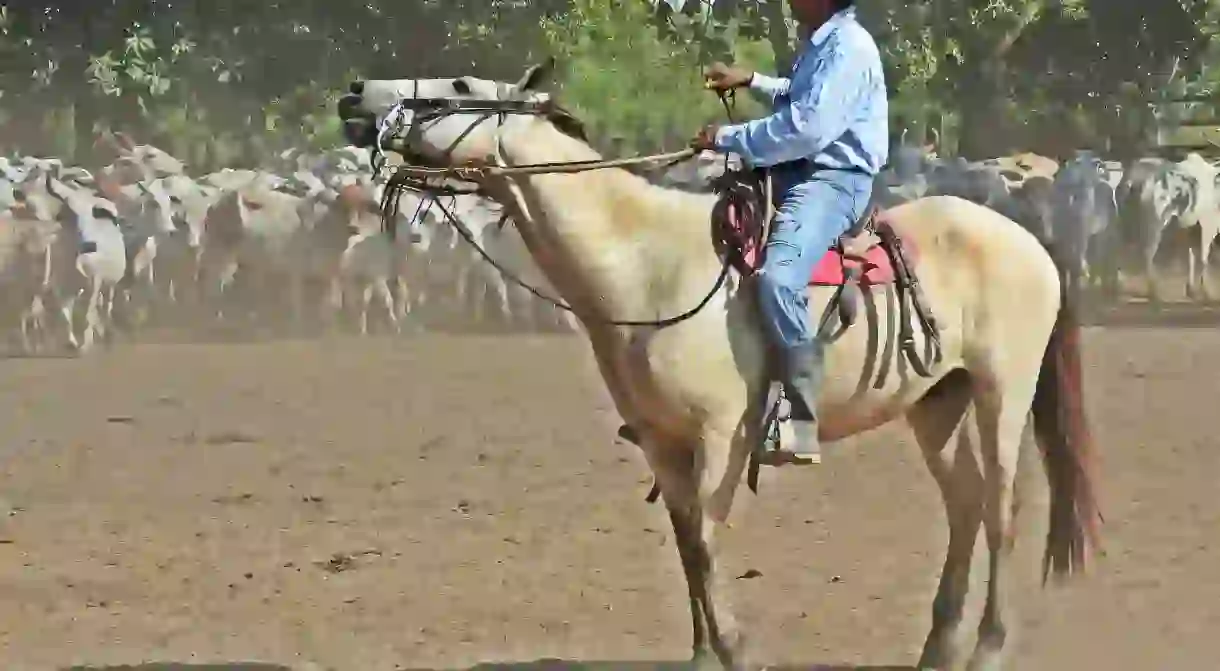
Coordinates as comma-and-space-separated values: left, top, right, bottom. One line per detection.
809, 6, 856, 46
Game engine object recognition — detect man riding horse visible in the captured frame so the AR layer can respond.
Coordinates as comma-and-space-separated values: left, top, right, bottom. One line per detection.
691, 0, 888, 465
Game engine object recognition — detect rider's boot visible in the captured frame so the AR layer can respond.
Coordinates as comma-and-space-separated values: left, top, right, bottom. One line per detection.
765, 339, 824, 465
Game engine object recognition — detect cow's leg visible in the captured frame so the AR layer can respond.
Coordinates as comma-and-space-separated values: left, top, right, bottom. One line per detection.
1198, 223, 1218, 302
19, 294, 45, 354
79, 281, 102, 353
102, 285, 117, 346
59, 292, 80, 351
1186, 228, 1201, 300
323, 276, 345, 333
1096, 226, 1122, 301
1143, 221, 1167, 304
287, 271, 305, 333
374, 278, 399, 334
491, 274, 512, 328
394, 275, 412, 327
358, 282, 374, 336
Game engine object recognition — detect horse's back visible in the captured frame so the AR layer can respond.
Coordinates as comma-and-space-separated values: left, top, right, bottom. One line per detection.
880, 194, 1061, 347
883, 194, 1058, 283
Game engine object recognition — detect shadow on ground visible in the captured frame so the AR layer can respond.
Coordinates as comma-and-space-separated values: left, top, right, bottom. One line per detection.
427, 660, 915, 671
1081, 301, 1220, 328
62, 665, 292, 671
61, 661, 915, 671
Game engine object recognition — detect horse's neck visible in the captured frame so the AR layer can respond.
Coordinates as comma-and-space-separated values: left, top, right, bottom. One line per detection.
499, 122, 719, 325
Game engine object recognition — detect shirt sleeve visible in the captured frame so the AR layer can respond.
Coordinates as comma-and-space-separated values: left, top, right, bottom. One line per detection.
713, 40, 864, 168
746, 72, 790, 106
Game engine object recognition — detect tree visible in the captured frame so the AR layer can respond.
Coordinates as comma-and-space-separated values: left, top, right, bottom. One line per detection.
544, 0, 772, 153
0, 0, 550, 166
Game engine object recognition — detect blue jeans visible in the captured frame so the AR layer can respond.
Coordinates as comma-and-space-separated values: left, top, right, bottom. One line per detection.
756, 165, 875, 350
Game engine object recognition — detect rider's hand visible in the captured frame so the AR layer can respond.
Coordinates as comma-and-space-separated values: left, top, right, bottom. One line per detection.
690, 124, 721, 152
704, 62, 753, 91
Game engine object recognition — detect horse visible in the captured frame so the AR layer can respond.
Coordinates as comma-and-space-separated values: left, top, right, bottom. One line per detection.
336, 59, 1102, 671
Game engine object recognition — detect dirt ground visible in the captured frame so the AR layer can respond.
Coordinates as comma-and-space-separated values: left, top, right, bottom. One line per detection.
0, 326, 1218, 671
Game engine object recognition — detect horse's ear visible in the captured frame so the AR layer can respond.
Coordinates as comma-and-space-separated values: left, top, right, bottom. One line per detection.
516, 57, 556, 92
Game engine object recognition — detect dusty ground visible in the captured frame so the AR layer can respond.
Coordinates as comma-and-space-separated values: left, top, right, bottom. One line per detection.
0, 326, 1217, 671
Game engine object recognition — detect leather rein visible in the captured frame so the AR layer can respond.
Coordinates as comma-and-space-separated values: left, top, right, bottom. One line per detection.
373, 90, 747, 329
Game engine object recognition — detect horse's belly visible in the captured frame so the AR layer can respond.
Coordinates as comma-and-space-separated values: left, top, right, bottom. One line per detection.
806, 282, 958, 440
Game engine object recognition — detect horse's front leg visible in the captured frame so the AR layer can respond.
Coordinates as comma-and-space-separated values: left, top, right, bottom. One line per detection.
651, 419, 754, 669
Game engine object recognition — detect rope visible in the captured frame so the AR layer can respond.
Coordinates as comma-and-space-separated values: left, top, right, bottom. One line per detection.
388, 148, 697, 183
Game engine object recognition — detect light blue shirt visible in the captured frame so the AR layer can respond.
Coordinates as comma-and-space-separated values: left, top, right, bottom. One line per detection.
714, 7, 889, 175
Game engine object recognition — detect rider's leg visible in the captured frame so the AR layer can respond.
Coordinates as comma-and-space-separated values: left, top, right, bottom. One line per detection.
756, 167, 874, 463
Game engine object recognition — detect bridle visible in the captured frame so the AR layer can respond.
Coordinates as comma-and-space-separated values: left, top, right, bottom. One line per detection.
370, 85, 745, 329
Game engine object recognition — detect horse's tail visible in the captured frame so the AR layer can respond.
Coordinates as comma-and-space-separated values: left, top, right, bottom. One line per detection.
1030, 241, 1103, 582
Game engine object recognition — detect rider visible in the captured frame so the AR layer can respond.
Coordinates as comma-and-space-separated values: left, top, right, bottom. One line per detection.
692, 0, 888, 464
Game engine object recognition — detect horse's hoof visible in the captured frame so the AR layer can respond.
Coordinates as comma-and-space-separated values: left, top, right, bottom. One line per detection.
690, 647, 713, 668
965, 650, 1006, 671
710, 629, 752, 670
917, 643, 960, 670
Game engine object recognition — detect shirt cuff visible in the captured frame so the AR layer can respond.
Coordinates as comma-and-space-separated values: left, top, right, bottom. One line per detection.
748, 72, 788, 95
713, 125, 739, 151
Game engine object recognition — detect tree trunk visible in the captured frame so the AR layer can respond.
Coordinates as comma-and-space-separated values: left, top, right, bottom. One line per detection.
760, 0, 794, 74
71, 11, 100, 167
956, 58, 1011, 160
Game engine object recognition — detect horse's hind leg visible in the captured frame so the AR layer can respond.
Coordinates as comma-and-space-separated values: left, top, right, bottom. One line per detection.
909, 371, 981, 671
965, 371, 1038, 671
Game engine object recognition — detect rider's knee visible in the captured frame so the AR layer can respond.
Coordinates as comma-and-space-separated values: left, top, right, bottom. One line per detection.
757, 257, 806, 300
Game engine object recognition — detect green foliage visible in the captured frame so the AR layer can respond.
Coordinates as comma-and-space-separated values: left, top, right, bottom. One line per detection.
542, 0, 771, 153
3, 0, 1220, 166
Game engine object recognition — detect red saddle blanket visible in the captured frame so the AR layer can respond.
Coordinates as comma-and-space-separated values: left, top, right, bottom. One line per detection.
809, 243, 897, 285
719, 197, 909, 286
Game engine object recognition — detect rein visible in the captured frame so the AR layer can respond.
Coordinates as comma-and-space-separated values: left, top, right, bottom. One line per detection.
374, 90, 744, 329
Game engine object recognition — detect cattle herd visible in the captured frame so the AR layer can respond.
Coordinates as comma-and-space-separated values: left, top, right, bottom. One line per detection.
0, 137, 586, 356
872, 145, 1220, 306
1, 137, 1216, 356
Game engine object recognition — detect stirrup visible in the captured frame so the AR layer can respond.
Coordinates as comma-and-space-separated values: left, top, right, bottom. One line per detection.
758, 449, 821, 466
772, 420, 821, 465
764, 396, 821, 466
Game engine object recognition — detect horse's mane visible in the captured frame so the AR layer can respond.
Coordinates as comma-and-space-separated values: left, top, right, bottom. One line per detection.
536, 96, 699, 186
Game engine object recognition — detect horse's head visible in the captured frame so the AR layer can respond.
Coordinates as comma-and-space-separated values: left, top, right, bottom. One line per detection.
337, 59, 571, 168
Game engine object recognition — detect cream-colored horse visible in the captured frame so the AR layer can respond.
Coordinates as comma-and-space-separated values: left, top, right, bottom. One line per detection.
337, 60, 1102, 671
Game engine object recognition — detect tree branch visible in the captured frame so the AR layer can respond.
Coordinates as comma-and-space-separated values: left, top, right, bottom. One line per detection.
991, 0, 1044, 61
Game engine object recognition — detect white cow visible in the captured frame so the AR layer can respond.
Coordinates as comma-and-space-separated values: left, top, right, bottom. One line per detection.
1115, 153, 1219, 302
1173, 153, 1220, 300
40, 175, 128, 352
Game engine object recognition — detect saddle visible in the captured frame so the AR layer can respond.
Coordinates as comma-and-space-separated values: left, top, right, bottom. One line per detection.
711, 168, 937, 340
704, 165, 944, 496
